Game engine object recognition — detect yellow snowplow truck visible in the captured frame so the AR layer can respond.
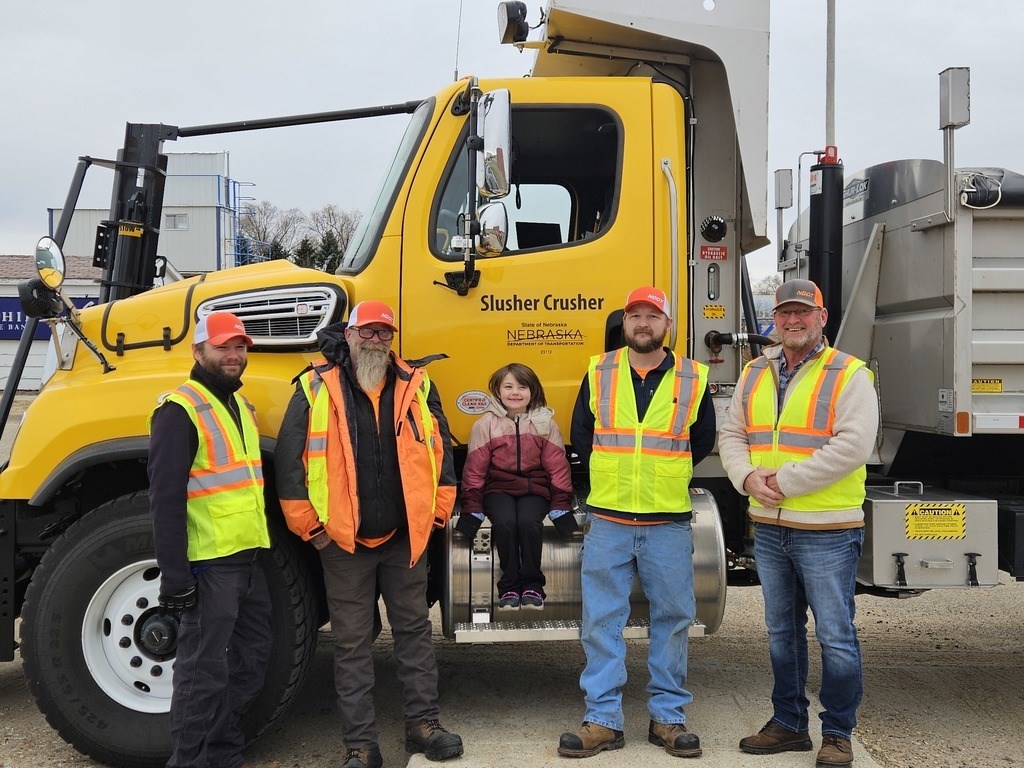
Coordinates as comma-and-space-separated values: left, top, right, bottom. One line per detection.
1, 2, 1020, 766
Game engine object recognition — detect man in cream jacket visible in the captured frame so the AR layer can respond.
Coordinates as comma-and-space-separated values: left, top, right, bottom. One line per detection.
718, 279, 878, 768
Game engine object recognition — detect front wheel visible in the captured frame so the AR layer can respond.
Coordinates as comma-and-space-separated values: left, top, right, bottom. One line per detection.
20, 491, 318, 768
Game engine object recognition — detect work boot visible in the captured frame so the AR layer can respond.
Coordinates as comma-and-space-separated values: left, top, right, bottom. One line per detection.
648, 721, 702, 758
816, 734, 854, 767
557, 722, 625, 758
341, 746, 383, 768
739, 720, 814, 754
404, 719, 464, 761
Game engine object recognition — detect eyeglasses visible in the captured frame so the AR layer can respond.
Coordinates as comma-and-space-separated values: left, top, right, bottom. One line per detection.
354, 328, 394, 341
773, 307, 821, 319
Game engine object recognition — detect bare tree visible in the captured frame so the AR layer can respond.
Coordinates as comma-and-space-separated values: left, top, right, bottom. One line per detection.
237, 200, 363, 269
239, 201, 304, 251
752, 273, 783, 295
305, 205, 363, 254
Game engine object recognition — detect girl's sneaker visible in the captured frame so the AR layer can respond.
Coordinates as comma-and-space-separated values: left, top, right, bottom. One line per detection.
520, 589, 545, 610
498, 591, 520, 610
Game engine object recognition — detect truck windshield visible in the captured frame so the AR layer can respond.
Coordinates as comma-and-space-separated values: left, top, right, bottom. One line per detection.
338, 98, 435, 273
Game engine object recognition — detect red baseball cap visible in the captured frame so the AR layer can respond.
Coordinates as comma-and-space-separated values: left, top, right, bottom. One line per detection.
624, 286, 670, 318
194, 312, 253, 346
347, 300, 397, 331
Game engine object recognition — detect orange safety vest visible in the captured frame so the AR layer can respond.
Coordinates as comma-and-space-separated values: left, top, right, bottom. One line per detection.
283, 357, 454, 565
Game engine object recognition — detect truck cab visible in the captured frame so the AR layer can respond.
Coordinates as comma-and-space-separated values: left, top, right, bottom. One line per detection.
0, 2, 773, 766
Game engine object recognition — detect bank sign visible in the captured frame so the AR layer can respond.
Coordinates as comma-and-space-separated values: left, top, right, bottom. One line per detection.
0, 297, 98, 340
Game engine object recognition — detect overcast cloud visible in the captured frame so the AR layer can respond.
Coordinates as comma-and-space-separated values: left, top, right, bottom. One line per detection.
2, 1, 1023, 279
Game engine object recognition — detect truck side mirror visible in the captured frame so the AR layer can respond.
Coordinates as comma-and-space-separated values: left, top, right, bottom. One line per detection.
476, 89, 511, 200
35, 236, 66, 289
476, 202, 508, 256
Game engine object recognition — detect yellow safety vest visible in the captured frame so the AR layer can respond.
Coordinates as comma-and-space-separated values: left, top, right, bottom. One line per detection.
299, 370, 331, 524
156, 381, 269, 560
586, 349, 708, 513
740, 347, 870, 511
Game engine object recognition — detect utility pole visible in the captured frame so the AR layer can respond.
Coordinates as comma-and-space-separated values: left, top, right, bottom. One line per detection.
826, 0, 835, 146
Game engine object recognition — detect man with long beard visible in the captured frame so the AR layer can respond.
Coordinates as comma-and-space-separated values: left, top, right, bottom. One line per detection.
718, 279, 877, 768
276, 301, 462, 768
148, 312, 271, 768
560, 287, 715, 759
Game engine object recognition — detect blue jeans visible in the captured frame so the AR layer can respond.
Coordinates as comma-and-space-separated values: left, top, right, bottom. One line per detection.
579, 516, 696, 731
754, 523, 863, 740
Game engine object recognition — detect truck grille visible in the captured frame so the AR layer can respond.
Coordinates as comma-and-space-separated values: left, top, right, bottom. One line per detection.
196, 286, 341, 347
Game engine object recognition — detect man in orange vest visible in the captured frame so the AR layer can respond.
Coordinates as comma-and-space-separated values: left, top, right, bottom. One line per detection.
718, 279, 878, 768
149, 311, 271, 768
276, 300, 462, 768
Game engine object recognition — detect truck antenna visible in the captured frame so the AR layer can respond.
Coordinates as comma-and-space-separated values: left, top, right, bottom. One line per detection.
453, 0, 465, 81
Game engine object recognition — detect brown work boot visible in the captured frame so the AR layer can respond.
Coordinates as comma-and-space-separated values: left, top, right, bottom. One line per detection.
341, 746, 383, 768
739, 720, 813, 754
648, 721, 702, 758
816, 734, 853, 767
558, 722, 625, 758
404, 719, 463, 761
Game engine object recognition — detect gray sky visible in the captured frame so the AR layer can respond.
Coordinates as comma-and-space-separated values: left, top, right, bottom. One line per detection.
3, 1, 1023, 279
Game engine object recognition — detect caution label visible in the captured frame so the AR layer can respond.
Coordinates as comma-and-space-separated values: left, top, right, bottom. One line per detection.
904, 502, 966, 540
700, 245, 728, 261
972, 378, 1003, 393
703, 304, 726, 319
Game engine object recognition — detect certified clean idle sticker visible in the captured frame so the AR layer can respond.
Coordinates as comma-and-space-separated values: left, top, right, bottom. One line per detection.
456, 390, 490, 415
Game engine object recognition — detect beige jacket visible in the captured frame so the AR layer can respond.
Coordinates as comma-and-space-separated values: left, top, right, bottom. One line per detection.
717, 343, 879, 529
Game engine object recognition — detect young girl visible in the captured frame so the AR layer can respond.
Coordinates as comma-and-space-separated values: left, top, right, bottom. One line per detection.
458, 363, 577, 610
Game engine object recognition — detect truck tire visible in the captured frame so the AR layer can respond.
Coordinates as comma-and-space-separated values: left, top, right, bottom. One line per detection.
19, 491, 318, 768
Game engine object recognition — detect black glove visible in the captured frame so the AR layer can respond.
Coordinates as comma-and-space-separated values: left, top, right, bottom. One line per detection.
455, 513, 484, 542
158, 585, 197, 619
551, 511, 579, 537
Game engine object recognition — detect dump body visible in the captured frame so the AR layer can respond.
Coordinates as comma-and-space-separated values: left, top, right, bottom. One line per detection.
784, 159, 1024, 581
786, 160, 1024, 468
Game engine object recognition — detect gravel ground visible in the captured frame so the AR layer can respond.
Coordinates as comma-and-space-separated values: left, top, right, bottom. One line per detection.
2, 575, 1021, 768
708, 576, 1024, 768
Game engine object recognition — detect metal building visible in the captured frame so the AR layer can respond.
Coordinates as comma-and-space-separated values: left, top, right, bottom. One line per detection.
49, 152, 262, 275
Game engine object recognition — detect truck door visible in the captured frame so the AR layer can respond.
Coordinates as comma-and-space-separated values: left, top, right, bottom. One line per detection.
400, 78, 660, 442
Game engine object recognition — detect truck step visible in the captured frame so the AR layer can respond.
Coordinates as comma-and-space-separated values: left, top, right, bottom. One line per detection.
453, 618, 705, 643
